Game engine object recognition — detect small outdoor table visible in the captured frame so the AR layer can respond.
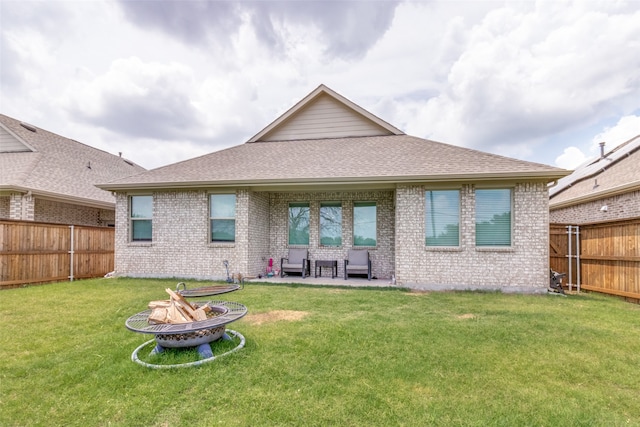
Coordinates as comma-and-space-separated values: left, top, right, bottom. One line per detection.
315, 260, 338, 278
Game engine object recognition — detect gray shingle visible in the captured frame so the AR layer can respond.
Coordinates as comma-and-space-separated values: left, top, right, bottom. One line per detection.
0, 113, 146, 204
99, 134, 568, 190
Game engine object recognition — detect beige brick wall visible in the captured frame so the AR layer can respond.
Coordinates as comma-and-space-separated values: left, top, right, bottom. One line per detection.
0, 194, 113, 226
9, 193, 34, 220
115, 190, 238, 279
114, 189, 396, 280
113, 183, 549, 292
396, 182, 549, 293
268, 190, 395, 279
247, 191, 271, 276
35, 199, 113, 226
550, 190, 640, 224
0, 196, 9, 218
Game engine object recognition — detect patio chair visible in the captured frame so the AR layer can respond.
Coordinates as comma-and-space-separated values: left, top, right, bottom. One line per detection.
280, 248, 310, 278
344, 249, 371, 280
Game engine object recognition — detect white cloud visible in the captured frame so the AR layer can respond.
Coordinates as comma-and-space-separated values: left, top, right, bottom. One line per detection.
63, 57, 203, 140
555, 146, 588, 170
590, 115, 640, 154
553, 114, 640, 170
2, 0, 639, 171
400, 1, 640, 155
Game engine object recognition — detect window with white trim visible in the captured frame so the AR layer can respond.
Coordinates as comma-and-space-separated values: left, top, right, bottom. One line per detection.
288, 202, 310, 245
210, 194, 236, 242
475, 189, 512, 246
353, 201, 376, 246
130, 195, 152, 242
425, 190, 460, 246
320, 202, 342, 246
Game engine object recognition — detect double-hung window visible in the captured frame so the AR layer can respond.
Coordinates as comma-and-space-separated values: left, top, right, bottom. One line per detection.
353, 201, 376, 246
288, 202, 310, 245
210, 194, 236, 242
425, 190, 460, 246
475, 189, 512, 246
319, 202, 342, 246
130, 195, 152, 242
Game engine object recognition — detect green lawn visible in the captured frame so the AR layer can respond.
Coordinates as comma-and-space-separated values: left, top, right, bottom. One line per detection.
1, 278, 639, 426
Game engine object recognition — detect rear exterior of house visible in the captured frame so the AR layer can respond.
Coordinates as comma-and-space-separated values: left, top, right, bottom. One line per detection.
100, 85, 568, 292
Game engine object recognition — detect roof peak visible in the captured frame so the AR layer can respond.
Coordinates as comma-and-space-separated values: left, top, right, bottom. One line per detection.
248, 84, 404, 143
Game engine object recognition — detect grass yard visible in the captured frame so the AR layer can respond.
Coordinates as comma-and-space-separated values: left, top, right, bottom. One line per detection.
1, 278, 639, 426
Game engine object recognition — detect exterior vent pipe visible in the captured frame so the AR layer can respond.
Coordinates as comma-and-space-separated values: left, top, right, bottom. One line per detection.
599, 141, 606, 158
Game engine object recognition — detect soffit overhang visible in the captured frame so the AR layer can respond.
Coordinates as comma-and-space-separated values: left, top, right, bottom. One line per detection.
549, 180, 640, 210
98, 171, 565, 193
0, 185, 114, 209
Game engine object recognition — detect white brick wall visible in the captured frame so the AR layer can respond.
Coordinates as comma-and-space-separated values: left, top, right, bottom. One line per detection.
113, 183, 550, 292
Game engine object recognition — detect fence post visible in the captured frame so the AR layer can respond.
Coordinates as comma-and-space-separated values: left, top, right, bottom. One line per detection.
576, 226, 581, 293
69, 225, 74, 282
567, 225, 572, 291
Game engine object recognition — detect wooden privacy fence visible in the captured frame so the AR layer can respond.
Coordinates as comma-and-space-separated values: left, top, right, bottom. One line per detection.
550, 219, 640, 301
0, 220, 114, 289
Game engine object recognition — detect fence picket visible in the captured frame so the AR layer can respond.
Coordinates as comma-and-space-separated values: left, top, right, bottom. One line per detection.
0, 220, 114, 289
550, 219, 640, 302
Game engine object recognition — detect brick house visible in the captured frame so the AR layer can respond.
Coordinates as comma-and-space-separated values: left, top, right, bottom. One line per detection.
99, 85, 568, 292
0, 113, 146, 226
550, 135, 640, 224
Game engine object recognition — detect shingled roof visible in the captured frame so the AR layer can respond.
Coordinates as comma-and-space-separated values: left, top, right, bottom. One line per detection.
97, 85, 569, 191
0, 114, 146, 208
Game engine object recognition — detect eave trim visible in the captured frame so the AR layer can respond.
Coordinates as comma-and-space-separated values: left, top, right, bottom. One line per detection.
550, 180, 640, 210
97, 171, 568, 192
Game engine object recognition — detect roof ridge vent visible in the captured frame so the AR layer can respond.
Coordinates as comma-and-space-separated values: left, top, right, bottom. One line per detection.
20, 122, 37, 132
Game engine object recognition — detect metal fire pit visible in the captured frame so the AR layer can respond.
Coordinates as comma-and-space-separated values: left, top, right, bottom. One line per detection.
125, 300, 247, 347
153, 304, 229, 348
175, 282, 241, 298
126, 281, 247, 368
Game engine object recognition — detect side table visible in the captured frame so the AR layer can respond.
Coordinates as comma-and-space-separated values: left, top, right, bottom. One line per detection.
315, 260, 338, 278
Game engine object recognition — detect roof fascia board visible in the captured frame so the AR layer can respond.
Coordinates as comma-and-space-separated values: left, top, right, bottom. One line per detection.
36, 193, 114, 210
550, 180, 640, 209
98, 171, 565, 192
248, 84, 403, 142
0, 122, 36, 152
0, 185, 114, 209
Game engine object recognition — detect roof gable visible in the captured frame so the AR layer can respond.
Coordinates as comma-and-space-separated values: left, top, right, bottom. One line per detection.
0, 123, 35, 153
249, 84, 403, 142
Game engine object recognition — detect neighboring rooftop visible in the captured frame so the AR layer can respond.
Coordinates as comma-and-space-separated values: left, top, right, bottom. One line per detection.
550, 135, 640, 208
0, 113, 146, 208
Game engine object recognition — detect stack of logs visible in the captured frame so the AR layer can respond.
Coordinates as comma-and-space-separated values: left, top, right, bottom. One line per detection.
148, 288, 212, 324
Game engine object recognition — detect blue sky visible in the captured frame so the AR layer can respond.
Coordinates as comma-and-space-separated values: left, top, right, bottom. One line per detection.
1, 0, 639, 170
